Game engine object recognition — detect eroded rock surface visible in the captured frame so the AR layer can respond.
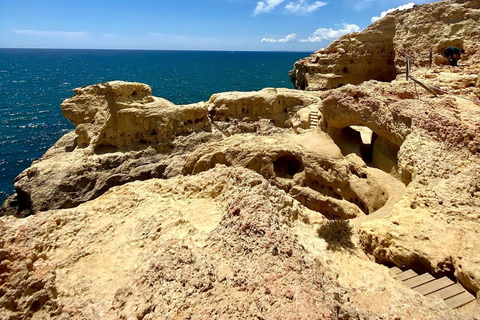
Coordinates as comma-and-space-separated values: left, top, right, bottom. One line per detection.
290, 0, 480, 91
0, 167, 469, 319
1, 0, 480, 318
1, 72, 478, 318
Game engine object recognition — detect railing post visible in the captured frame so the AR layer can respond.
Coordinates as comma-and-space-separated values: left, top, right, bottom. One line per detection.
406, 56, 410, 81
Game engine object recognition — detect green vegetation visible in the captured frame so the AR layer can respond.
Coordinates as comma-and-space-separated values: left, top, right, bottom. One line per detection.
317, 219, 355, 251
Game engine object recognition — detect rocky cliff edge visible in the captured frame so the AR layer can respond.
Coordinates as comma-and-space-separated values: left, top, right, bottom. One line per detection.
290, 0, 480, 91
1, 0, 480, 318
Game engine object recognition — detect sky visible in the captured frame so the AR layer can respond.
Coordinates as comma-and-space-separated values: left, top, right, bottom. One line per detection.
0, 0, 439, 52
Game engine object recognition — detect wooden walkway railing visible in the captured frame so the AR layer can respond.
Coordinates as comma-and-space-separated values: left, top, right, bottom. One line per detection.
390, 266, 476, 309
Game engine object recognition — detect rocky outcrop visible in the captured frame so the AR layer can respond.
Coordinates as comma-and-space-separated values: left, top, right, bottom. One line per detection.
318, 78, 480, 298
290, 0, 480, 90
183, 133, 396, 219
1, 73, 479, 317
0, 166, 470, 319
1, 82, 214, 215
61, 81, 211, 150
0, 85, 326, 216
2, 0, 480, 318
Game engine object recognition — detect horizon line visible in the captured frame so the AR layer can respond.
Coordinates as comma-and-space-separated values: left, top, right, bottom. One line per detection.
0, 47, 314, 53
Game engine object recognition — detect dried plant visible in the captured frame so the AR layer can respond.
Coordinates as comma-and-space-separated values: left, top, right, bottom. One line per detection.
317, 219, 355, 251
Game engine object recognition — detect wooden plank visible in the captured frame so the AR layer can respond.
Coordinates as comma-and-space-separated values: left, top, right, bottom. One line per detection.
427, 283, 464, 300
414, 277, 454, 295
444, 291, 476, 309
403, 273, 435, 289
389, 266, 403, 276
395, 269, 418, 281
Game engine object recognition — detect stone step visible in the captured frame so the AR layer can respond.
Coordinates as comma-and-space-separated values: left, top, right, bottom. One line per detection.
389, 266, 403, 276
427, 283, 466, 300
310, 111, 319, 128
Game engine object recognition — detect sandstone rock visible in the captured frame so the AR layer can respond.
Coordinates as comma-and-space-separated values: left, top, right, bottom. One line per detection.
0, 166, 470, 319
290, 0, 480, 90
183, 132, 396, 220
2, 73, 479, 316
2, 0, 480, 317
61, 81, 210, 150
2, 84, 327, 215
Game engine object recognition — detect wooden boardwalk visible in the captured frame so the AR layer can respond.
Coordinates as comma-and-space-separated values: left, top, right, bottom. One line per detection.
390, 266, 476, 309
310, 110, 319, 127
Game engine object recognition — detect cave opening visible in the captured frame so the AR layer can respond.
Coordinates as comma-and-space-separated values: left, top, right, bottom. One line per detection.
329, 125, 402, 180
273, 154, 303, 179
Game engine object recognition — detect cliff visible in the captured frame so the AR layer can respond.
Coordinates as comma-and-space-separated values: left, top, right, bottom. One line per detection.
290, 0, 480, 91
1, 0, 480, 319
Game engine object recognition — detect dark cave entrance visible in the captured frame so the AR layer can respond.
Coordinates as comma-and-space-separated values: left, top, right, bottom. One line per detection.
273, 153, 303, 179
329, 125, 403, 181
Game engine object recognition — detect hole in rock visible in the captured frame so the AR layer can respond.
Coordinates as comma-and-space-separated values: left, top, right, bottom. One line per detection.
273, 153, 303, 179
329, 126, 402, 181
30, 300, 42, 312
94, 143, 119, 154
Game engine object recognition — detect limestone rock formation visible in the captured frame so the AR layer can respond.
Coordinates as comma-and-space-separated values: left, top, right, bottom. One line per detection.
1, 85, 327, 216
0, 166, 470, 319
2, 0, 480, 318
1, 81, 215, 215
61, 81, 210, 149
1, 73, 479, 318
290, 0, 480, 91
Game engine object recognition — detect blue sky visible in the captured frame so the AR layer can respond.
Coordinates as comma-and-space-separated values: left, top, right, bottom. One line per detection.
0, 0, 438, 51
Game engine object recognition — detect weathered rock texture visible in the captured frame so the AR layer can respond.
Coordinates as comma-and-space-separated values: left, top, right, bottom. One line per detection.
290, 0, 480, 91
0, 167, 471, 319
62, 81, 211, 149
1, 0, 480, 318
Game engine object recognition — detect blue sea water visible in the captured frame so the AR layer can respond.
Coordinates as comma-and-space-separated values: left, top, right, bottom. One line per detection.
0, 48, 309, 204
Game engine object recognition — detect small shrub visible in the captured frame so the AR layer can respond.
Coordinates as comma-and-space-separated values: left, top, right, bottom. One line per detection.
316, 219, 355, 251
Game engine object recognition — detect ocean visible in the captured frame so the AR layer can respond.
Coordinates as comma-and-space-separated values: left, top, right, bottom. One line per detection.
0, 48, 310, 204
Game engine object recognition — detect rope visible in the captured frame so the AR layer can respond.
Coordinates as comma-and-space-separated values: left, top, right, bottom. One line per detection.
425, 84, 480, 105
405, 56, 480, 105
413, 81, 435, 108
409, 75, 480, 105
